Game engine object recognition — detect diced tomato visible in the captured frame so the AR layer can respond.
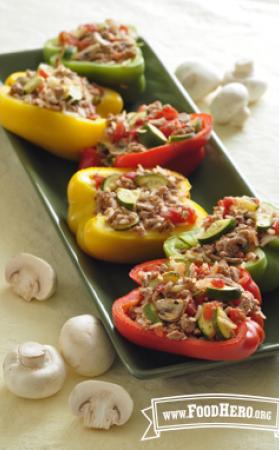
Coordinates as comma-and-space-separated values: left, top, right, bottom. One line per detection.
162, 105, 179, 120
153, 326, 164, 337
211, 278, 225, 288
134, 117, 145, 127
227, 307, 246, 325
38, 68, 49, 79
37, 83, 45, 93
232, 299, 241, 306
58, 31, 78, 46
83, 23, 98, 32
77, 37, 93, 50
165, 207, 197, 225
119, 24, 129, 33
186, 207, 198, 225
274, 220, 279, 235
195, 263, 210, 278
218, 197, 235, 216
138, 105, 146, 113
159, 124, 173, 138
112, 121, 127, 142
238, 269, 251, 288
203, 302, 217, 321
129, 128, 139, 140
92, 174, 105, 189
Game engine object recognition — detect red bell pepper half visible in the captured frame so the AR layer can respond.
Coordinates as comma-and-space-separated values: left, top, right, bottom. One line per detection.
112, 259, 264, 361
129, 258, 262, 305
79, 113, 212, 177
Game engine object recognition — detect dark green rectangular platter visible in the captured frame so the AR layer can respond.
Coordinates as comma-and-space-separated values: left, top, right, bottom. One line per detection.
0, 43, 278, 379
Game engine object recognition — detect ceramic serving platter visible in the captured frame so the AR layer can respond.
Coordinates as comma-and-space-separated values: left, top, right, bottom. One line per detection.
0, 42, 278, 379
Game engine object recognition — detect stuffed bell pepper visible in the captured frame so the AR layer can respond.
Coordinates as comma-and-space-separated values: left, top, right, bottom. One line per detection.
43, 19, 145, 101
164, 195, 279, 292
79, 101, 212, 176
67, 165, 207, 263
0, 64, 123, 159
112, 258, 265, 361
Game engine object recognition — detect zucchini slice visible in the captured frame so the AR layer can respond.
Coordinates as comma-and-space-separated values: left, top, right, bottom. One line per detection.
135, 173, 168, 189
23, 76, 44, 93
198, 218, 237, 244
206, 284, 242, 301
256, 212, 273, 231
162, 271, 180, 283
102, 174, 120, 191
234, 196, 258, 212
215, 307, 237, 339
137, 123, 167, 148
116, 188, 139, 210
112, 214, 139, 231
168, 132, 195, 142
197, 305, 216, 339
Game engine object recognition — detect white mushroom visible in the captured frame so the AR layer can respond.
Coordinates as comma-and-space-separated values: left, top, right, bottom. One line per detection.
3, 341, 66, 399
223, 59, 267, 103
69, 380, 133, 430
5, 253, 56, 301
210, 83, 250, 127
175, 60, 221, 101
59, 314, 115, 377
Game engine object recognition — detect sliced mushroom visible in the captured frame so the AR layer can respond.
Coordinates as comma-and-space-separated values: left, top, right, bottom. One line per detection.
59, 314, 115, 377
5, 253, 56, 301
3, 341, 66, 399
175, 60, 221, 101
155, 298, 185, 322
69, 380, 133, 430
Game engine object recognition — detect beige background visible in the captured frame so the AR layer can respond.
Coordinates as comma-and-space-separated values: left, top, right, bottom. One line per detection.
0, 0, 279, 449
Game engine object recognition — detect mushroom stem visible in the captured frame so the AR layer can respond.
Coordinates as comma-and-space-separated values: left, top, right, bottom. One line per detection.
81, 399, 120, 429
18, 342, 46, 368
10, 271, 40, 302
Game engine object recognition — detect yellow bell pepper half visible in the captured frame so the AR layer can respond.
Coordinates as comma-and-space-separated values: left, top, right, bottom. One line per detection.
0, 72, 123, 160
67, 167, 207, 263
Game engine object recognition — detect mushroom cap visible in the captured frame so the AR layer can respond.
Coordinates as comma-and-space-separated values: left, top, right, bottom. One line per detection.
3, 342, 66, 399
5, 253, 56, 301
69, 380, 133, 430
59, 314, 115, 377
242, 78, 267, 103
175, 60, 221, 101
210, 83, 249, 123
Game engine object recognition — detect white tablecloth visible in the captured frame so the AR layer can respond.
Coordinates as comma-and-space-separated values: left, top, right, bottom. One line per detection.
0, 1, 278, 449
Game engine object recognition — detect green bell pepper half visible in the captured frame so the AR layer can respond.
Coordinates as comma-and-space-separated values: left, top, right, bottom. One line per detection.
43, 38, 145, 100
164, 231, 279, 293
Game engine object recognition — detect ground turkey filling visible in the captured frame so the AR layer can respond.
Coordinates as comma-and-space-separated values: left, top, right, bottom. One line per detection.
57, 19, 138, 64
184, 196, 279, 265
96, 101, 202, 165
9, 64, 103, 118
130, 260, 264, 341
95, 166, 196, 235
